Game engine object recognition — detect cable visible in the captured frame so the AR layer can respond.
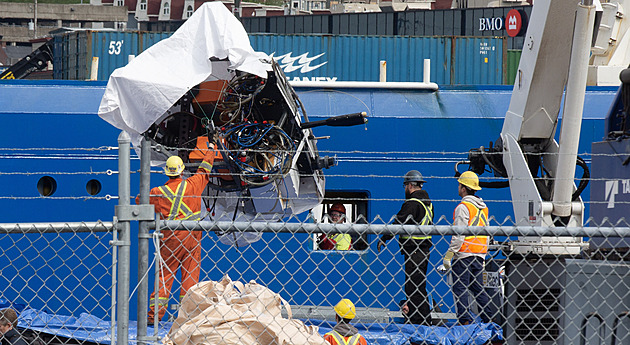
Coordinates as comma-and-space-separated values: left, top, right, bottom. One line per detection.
572, 156, 590, 201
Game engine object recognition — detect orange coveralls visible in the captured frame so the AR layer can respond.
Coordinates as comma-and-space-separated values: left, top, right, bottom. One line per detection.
145, 150, 215, 321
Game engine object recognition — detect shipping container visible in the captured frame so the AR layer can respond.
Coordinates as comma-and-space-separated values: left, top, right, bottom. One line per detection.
243, 6, 531, 50
250, 34, 505, 85
53, 31, 143, 81
140, 32, 172, 51
53, 32, 505, 85
506, 49, 522, 85
451, 36, 506, 85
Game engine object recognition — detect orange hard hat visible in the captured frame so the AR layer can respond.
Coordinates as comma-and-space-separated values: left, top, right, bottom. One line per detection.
330, 203, 346, 214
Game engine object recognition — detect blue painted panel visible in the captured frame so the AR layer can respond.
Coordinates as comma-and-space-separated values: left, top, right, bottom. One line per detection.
590, 140, 630, 225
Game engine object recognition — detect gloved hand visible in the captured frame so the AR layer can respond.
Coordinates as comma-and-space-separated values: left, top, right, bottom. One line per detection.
206, 126, 219, 145
377, 240, 386, 253
443, 250, 454, 270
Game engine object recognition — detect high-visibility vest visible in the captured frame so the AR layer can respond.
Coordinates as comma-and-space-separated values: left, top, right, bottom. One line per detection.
457, 201, 489, 254
158, 181, 202, 221
400, 198, 433, 240
331, 233, 352, 250
324, 330, 363, 345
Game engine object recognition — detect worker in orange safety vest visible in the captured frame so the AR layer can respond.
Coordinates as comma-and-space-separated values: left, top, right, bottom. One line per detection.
324, 299, 367, 345
443, 171, 494, 325
144, 142, 215, 323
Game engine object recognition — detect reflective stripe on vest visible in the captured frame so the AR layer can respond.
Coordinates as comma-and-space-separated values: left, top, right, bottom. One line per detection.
331, 233, 351, 250
158, 181, 202, 221
400, 198, 433, 240
325, 331, 361, 345
459, 201, 489, 254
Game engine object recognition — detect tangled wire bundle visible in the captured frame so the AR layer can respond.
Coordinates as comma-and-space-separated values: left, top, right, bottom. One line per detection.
221, 123, 296, 186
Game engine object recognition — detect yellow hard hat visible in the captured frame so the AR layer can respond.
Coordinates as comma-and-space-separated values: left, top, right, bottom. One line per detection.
334, 299, 356, 320
164, 156, 185, 176
458, 171, 481, 190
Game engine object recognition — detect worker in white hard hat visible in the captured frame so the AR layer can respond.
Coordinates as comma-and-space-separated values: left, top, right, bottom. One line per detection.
143, 140, 216, 323
377, 170, 434, 326
443, 171, 493, 325
324, 299, 367, 345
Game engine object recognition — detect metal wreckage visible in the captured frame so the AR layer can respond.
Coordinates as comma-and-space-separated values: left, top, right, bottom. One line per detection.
98, 2, 366, 226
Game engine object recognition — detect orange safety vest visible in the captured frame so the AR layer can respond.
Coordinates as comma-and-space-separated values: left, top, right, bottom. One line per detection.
324, 331, 367, 345
145, 152, 214, 221
158, 181, 202, 220
456, 201, 489, 254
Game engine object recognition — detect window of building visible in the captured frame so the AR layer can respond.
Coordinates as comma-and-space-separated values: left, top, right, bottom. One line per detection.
140, 0, 147, 10
164, 2, 170, 15
116, 0, 124, 6
311, 191, 370, 251
186, 5, 194, 18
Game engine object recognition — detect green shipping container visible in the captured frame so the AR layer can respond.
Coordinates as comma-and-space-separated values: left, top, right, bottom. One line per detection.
506, 49, 522, 85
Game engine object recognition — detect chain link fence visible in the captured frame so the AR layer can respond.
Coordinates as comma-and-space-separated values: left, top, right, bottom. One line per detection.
1, 141, 630, 345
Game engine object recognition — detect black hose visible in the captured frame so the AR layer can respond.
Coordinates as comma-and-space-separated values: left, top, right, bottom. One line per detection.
479, 146, 507, 177
572, 156, 590, 201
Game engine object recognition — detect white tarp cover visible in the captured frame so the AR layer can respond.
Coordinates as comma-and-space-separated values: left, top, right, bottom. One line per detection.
97, 2, 271, 143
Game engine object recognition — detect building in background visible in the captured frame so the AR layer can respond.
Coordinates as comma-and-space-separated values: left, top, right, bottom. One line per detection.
96, 0, 287, 31
0, 2, 127, 45
450, 0, 531, 8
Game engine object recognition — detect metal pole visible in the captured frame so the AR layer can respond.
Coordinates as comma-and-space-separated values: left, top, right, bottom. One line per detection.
552, 1, 596, 217
379, 60, 387, 82
110, 221, 117, 345
423, 59, 431, 84
34, 0, 37, 37
116, 131, 131, 345
234, 0, 241, 19
137, 137, 151, 344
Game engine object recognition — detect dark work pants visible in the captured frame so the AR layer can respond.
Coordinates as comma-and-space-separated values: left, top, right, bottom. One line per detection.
451, 255, 492, 323
401, 238, 432, 326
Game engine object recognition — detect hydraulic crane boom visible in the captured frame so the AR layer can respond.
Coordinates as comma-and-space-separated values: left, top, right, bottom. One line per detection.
0, 41, 53, 80
460, 0, 599, 253
501, 0, 596, 227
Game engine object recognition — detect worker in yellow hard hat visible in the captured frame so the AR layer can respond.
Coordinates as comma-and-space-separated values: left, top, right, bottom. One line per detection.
324, 299, 367, 345
140, 141, 216, 324
443, 171, 494, 325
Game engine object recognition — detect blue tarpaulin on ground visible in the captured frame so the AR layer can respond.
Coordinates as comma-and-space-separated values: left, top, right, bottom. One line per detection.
17, 309, 502, 345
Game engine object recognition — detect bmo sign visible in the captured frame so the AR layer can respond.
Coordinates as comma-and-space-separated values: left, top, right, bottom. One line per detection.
479, 9, 525, 37
505, 9, 523, 37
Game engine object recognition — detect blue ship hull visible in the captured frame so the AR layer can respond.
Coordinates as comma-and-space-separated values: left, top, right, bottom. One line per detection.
0, 80, 617, 320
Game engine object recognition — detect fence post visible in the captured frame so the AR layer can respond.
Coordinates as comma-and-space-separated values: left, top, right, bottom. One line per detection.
116, 131, 131, 345
137, 136, 151, 344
